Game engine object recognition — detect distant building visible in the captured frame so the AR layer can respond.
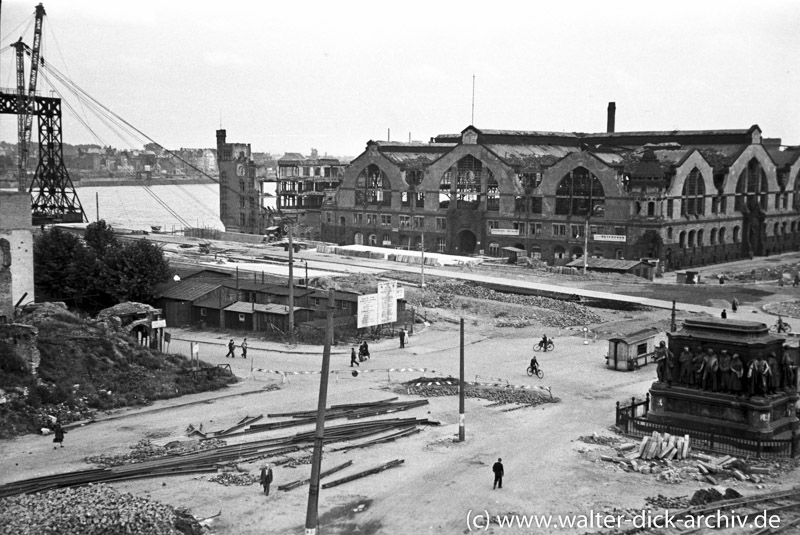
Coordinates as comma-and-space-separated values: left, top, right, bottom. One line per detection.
216, 129, 272, 234
322, 109, 800, 270
277, 153, 347, 238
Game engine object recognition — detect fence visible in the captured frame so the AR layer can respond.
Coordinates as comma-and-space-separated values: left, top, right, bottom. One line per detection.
616, 395, 799, 458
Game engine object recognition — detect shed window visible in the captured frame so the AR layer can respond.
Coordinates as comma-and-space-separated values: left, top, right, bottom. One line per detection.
238, 314, 246, 322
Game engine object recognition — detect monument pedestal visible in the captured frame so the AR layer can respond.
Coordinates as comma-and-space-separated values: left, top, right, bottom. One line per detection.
648, 382, 799, 440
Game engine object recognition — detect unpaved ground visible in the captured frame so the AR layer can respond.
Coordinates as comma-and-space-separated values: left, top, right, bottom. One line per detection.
3, 252, 800, 534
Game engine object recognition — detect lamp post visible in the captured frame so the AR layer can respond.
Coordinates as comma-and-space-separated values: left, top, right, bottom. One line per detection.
583, 205, 604, 275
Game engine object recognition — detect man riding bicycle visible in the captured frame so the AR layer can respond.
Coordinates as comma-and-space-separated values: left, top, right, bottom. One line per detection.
530, 356, 540, 375
539, 334, 550, 352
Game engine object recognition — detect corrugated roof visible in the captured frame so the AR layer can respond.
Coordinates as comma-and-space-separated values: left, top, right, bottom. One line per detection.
566, 258, 643, 270
767, 146, 800, 167
159, 281, 222, 301
485, 144, 578, 166
192, 293, 235, 309
608, 327, 660, 344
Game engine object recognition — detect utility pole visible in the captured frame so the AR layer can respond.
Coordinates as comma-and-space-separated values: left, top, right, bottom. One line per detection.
420, 232, 425, 288
288, 222, 294, 334
96, 192, 99, 222
458, 318, 465, 442
671, 300, 677, 332
305, 289, 335, 535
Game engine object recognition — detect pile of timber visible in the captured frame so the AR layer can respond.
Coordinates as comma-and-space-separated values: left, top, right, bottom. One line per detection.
0, 416, 438, 498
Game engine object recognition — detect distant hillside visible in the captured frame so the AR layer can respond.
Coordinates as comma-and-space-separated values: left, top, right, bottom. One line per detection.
0, 303, 236, 438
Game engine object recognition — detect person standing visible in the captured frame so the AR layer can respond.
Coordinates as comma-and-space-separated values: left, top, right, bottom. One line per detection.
492, 458, 504, 489
52, 422, 65, 449
260, 464, 273, 495
721, 309, 727, 319
399, 328, 406, 349
350, 347, 359, 367
241, 338, 248, 359
731, 297, 739, 313
226, 339, 235, 358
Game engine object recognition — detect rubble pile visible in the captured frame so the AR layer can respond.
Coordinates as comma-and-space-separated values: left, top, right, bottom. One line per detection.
578, 433, 620, 446
406, 381, 556, 406
422, 280, 602, 327
0, 483, 199, 535
645, 494, 690, 509
688, 487, 742, 505
86, 438, 227, 467
208, 472, 258, 486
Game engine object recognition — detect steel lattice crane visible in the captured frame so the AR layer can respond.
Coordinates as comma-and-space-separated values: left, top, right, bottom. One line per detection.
13, 3, 45, 179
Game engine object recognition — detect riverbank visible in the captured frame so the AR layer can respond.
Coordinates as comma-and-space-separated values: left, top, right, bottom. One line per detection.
0, 175, 218, 189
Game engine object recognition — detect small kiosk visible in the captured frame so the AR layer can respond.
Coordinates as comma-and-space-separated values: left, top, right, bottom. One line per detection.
606, 327, 661, 371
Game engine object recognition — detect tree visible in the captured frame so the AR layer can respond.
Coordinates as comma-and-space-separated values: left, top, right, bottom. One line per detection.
33, 227, 86, 300
84, 220, 120, 255
101, 239, 170, 303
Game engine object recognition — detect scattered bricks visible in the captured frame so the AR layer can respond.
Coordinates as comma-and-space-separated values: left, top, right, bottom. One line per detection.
732, 470, 748, 481
698, 464, 709, 475
208, 472, 258, 486
705, 475, 719, 485
748, 466, 771, 475
617, 443, 637, 452
646, 494, 690, 509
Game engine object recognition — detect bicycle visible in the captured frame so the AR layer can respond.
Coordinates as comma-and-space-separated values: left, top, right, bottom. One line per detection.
769, 320, 793, 334
534, 340, 555, 352
527, 365, 544, 379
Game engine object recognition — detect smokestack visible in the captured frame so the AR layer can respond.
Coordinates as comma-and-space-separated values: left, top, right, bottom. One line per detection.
607, 102, 616, 133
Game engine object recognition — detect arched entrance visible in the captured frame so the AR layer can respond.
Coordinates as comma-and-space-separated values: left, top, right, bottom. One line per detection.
455, 229, 477, 254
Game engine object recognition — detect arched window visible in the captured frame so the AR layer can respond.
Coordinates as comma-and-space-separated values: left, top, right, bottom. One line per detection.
773, 222, 780, 236
615, 249, 624, 259
592, 248, 604, 258
688, 230, 696, 247
733, 226, 740, 243
681, 168, 706, 216
781, 222, 788, 236
710, 228, 717, 245
530, 246, 542, 259
792, 221, 797, 233
647, 202, 656, 216
555, 167, 605, 216
488, 242, 500, 256
697, 229, 704, 246
736, 159, 769, 212
368, 234, 377, 246
439, 155, 490, 210
399, 235, 410, 248
679, 231, 686, 248
553, 245, 566, 259
356, 164, 389, 206
354, 232, 364, 245
719, 227, 726, 244
667, 227, 673, 240
571, 246, 584, 259
382, 234, 392, 246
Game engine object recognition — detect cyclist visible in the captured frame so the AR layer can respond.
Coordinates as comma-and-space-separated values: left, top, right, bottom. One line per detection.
539, 334, 550, 352
530, 355, 540, 375
776, 316, 788, 333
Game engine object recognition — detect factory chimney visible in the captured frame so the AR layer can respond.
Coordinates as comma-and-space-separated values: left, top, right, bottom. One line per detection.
607, 102, 616, 133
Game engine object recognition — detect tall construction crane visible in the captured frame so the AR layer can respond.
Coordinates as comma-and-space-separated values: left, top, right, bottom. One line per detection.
15, 3, 45, 180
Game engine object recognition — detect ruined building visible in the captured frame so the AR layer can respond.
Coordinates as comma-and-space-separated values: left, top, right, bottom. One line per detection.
321, 104, 800, 271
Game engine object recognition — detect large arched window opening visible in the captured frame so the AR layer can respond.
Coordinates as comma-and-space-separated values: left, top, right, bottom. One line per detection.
794, 172, 800, 210
438, 155, 491, 210
681, 168, 706, 216
733, 226, 740, 243
688, 230, 696, 248
735, 159, 769, 212
356, 164, 390, 206
710, 228, 717, 245
679, 231, 686, 248
719, 227, 726, 244
555, 167, 605, 216
697, 229, 704, 247
553, 245, 566, 259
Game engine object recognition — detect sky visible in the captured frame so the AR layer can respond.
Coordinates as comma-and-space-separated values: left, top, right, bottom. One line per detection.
0, 0, 798, 160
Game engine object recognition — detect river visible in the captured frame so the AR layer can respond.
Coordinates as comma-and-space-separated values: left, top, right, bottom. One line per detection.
75, 183, 223, 232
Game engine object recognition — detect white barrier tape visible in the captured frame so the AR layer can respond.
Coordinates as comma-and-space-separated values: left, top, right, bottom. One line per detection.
253, 367, 431, 375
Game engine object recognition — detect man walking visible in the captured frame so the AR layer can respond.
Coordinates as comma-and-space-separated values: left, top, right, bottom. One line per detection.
350, 347, 359, 367
241, 338, 248, 359
226, 339, 235, 358
399, 328, 406, 349
260, 464, 273, 495
492, 458, 504, 489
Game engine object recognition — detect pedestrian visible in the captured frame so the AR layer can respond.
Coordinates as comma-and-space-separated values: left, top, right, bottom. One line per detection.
794, 273, 800, 287
399, 328, 405, 349
260, 464, 273, 495
52, 422, 65, 449
241, 338, 248, 359
226, 339, 235, 358
721, 309, 727, 319
350, 347, 359, 367
492, 457, 504, 489
731, 297, 739, 313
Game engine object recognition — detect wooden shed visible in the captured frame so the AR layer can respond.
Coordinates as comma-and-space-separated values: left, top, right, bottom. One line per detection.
605, 327, 661, 371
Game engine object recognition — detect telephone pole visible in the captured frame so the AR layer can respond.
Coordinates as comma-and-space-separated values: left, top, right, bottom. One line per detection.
304, 289, 335, 535
288, 222, 294, 334
458, 318, 465, 442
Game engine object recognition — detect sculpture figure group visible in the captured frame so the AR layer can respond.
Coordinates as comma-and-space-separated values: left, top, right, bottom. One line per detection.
655, 342, 795, 397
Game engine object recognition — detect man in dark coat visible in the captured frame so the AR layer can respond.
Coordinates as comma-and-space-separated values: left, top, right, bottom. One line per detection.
350, 347, 359, 367
226, 339, 235, 358
492, 458, 504, 489
399, 329, 406, 349
53, 422, 65, 449
241, 338, 248, 359
260, 464, 273, 495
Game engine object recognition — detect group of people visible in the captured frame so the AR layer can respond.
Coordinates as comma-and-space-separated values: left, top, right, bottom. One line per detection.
225, 338, 248, 359
350, 340, 371, 367
654, 341, 795, 397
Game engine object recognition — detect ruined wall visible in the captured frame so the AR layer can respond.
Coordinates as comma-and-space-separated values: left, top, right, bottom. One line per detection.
0, 323, 40, 375
0, 192, 34, 321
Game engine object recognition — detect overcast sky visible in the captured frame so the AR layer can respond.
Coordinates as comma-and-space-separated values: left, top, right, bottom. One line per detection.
0, 0, 798, 159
